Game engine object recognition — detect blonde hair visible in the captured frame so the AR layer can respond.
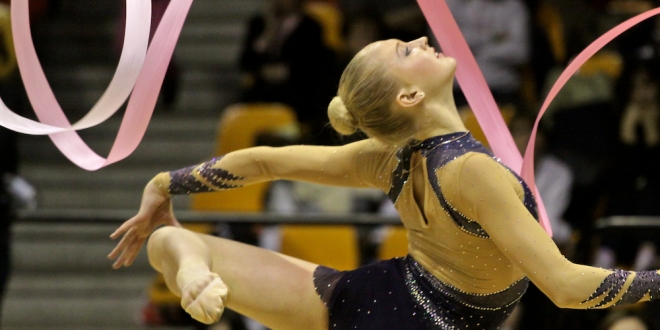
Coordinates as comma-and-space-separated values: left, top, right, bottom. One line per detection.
327, 52, 417, 145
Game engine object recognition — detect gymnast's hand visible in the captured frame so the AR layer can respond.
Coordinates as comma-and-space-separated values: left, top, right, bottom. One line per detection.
108, 179, 181, 269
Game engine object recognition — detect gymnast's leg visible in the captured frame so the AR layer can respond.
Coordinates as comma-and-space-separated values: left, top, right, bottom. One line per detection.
147, 226, 328, 330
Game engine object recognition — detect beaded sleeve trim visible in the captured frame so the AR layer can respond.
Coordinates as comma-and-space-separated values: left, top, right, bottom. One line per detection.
168, 157, 245, 195
581, 270, 660, 308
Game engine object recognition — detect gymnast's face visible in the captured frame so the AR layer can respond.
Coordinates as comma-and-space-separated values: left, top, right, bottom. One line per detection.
364, 37, 457, 95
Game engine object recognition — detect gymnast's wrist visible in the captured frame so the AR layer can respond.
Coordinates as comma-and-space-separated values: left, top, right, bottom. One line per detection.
150, 172, 173, 198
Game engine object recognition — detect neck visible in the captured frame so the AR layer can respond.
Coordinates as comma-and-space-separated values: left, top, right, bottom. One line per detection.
412, 93, 467, 141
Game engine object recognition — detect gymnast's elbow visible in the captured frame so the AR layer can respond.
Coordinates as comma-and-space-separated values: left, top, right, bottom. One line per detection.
534, 271, 593, 309
546, 291, 579, 309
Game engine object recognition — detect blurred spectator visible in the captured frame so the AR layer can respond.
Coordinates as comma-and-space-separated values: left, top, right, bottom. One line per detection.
341, 13, 387, 62
0, 2, 18, 319
445, 0, 531, 107
510, 115, 574, 246
596, 58, 660, 272
540, 45, 620, 268
598, 310, 655, 330
0, 0, 51, 23
115, 0, 181, 111
606, 0, 659, 64
337, 0, 426, 41
239, 0, 336, 145
0, 129, 17, 321
613, 59, 660, 217
521, 0, 564, 107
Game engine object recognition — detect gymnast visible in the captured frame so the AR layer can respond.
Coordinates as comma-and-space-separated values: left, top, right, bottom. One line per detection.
108, 37, 660, 329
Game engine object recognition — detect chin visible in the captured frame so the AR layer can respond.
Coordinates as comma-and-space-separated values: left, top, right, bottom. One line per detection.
446, 58, 458, 71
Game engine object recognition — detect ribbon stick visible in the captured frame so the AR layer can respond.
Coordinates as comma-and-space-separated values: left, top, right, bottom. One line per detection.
3, 0, 150, 134
521, 7, 660, 204
417, 0, 551, 234
1, 0, 194, 170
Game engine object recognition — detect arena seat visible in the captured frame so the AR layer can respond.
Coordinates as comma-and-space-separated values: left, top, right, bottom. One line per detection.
281, 224, 359, 271
190, 103, 300, 213
304, 1, 344, 53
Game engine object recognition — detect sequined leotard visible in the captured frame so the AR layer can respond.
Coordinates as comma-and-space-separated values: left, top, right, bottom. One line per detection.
157, 132, 660, 330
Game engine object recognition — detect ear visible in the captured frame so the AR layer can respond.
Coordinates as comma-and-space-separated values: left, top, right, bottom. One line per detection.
396, 88, 425, 108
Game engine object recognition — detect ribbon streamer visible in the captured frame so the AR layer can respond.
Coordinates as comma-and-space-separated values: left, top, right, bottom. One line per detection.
521, 7, 660, 207
1, 0, 193, 170
2, 0, 150, 134
419, 0, 660, 236
417, 0, 551, 234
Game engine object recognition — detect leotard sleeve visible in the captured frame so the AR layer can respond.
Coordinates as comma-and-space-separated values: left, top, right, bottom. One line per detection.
153, 138, 397, 197
440, 152, 660, 309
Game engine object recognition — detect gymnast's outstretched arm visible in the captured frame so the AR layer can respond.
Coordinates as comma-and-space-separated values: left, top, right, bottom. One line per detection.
155, 138, 396, 193
109, 138, 395, 268
441, 152, 659, 309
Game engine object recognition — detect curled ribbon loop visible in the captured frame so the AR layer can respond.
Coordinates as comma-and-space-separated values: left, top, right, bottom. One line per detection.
521, 7, 660, 217
0, 0, 193, 170
3, 0, 150, 134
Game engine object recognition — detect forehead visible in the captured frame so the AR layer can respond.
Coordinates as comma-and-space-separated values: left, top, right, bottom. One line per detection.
359, 39, 399, 63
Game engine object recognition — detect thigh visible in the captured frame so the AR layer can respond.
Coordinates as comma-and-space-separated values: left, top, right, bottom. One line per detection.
195, 232, 328, 330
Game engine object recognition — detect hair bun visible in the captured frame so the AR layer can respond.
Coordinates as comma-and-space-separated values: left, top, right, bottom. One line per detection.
327, 96, 358, 135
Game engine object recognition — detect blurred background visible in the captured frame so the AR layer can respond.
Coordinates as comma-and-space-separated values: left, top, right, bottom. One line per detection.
2, 0, 660, 329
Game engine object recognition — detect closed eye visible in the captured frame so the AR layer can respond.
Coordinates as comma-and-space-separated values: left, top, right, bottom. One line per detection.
405, 46, 411, 56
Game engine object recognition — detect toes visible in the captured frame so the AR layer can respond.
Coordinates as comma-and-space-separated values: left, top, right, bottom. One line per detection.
181, 275, 228, 324
184, 294, 225, 324
181, 273, 219, 301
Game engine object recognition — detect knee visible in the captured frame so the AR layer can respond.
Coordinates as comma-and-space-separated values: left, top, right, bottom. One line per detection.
147, 226, 184, 271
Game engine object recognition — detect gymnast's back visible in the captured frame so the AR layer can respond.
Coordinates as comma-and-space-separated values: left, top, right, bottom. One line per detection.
374, 131, 538, 295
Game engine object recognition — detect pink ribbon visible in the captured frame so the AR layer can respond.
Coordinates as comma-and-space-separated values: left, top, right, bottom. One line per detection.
4, 0, 149, 135
417, 0, 551, 234
419, 0, 660, 236
520, 7, 660, 216
0, 0, 193, 170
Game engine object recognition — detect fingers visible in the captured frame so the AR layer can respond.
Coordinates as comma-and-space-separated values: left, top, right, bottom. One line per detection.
111, 235, 146, 269
109, 216, 140, 240
108, 226, 135, 259
121, 237, 146, 267
110, 228, 138, 269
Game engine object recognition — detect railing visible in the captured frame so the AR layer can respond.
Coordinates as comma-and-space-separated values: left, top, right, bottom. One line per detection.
18, 210, 660, 233
594, 216, 660, 230
16, 208, 403, 225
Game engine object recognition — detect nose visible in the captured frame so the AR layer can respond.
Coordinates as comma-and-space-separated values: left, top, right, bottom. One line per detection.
409, 37, 429, 50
